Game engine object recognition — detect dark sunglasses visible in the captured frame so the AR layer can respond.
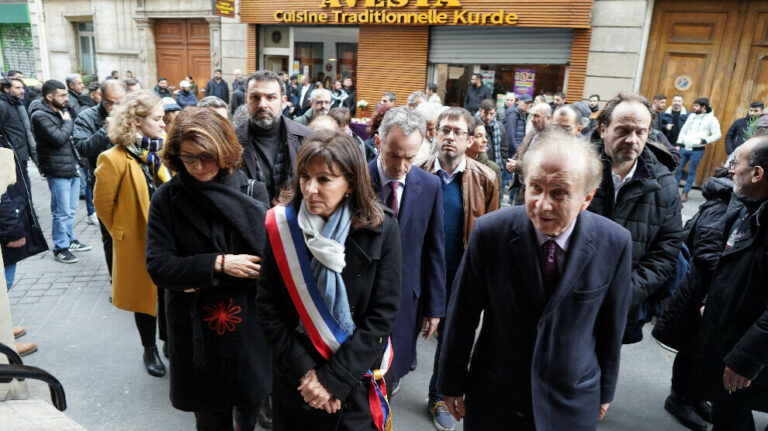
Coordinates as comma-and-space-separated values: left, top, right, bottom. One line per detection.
178, 153, 217, 164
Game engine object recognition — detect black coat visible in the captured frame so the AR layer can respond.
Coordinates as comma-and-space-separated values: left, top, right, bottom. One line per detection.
145, 171, 272, 412
343, 86, 357, 117
652, 177, 733, 351
67, 89, 84, 115
205, 79, 230, 104
725, 116, 752, 155
0, 92, 36, 163
695, 196, 768, 410
0, 134, 48, 266
256, 205, 401, 403
29, 99, 79, 178
438, 208, 632, 430
463, 85, 492, 115
588, 144, 683, 343
72, 103, 112, 168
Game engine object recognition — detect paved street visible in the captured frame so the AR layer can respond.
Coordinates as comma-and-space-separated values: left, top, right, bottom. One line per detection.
7, 165, 767, 430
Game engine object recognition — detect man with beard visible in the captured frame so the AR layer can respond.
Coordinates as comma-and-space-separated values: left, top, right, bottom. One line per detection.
675, 97, 721, 202
725, 102, 764, 155
0, 77, 37, 192
294, 88, 331, 126
237, 70, 312, 205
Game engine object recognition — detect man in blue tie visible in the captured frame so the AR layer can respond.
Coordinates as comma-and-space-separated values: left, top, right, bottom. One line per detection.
438, 128, 633, 431
367, 107, 446, 398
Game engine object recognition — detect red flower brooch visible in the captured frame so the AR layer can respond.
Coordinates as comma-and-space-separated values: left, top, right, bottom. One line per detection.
202, 298, 242, 335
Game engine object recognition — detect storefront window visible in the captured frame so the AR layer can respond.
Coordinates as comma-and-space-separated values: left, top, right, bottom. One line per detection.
295, 42, 324, 80
336, 42, 357, 81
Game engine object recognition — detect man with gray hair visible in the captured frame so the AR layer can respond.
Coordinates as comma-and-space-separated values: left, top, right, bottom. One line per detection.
199, 96, 229, 119
237, 70, 312, 203
65, 73, 85, 115
438, 128, 632, 430
408, 91, 427, 108
368, 107, 446, 398
294, 88, 331, 126
415, 102, 443, 160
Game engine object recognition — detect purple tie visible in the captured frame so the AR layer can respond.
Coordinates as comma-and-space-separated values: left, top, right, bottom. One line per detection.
541, 240, 560, 297
386, 181, 399, 218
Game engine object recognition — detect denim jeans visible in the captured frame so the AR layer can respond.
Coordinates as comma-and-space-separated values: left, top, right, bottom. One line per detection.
47, 176, 80, 251
78, 166, 87, 197
675, 148, 705, 192
5, 263, 16, 291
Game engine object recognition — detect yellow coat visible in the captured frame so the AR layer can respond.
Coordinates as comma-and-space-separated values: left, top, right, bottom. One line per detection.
93, 145, 157, 316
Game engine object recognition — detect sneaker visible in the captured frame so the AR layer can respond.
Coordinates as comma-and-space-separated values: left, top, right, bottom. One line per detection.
664, 393, 707, 431
87, 213, 99, 225
16, 341, 37, 356
390, 380, 401, 397
68, 240, 91, 252
429, 401, 455, 431
13, 326, 26, 339
54, 249, 78, 264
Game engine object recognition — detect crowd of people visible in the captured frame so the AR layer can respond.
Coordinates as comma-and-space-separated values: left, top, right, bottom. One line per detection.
1, 66, 768, 431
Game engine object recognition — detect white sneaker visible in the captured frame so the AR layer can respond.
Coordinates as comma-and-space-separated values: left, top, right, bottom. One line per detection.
87, 213, 99, 225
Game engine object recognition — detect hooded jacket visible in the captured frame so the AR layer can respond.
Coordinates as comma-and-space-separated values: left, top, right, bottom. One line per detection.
29, 98, 79, 178
676, 107, 722, 150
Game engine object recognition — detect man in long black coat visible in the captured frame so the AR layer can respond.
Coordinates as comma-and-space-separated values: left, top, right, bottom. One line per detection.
437, 130, 632, 430
696, 136, 768, 430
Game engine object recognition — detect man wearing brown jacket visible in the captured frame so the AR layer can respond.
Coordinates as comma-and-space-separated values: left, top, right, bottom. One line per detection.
418, 106, 498, 431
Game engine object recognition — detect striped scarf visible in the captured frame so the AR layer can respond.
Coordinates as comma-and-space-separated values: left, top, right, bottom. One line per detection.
130, 134, 171, 186
486, 120, 503, 167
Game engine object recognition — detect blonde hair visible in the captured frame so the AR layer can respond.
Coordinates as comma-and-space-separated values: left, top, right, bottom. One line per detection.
107, 90, 162, 147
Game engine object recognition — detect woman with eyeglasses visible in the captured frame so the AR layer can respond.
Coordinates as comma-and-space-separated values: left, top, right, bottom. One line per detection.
94, 90, 170, 377
145, 107, 272, 430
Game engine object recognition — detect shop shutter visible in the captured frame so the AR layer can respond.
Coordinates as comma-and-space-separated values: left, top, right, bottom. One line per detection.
428, 27, 574, 65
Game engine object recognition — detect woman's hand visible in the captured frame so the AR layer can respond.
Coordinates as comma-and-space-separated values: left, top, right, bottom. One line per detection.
298, 369, 333, 410
216, 254, 262, 279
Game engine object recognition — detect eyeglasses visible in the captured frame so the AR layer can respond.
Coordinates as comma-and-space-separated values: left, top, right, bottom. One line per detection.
178, 153, 217, 164
314, 100, 332, 106
728, 159, 748, 170
102, 99, 120, 108
438, 127, 468, 138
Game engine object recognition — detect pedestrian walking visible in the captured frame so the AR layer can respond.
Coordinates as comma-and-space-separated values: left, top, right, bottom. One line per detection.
676, 97, 722, 202
257, 129, 401, 431
94, 90, 170, 377
29, 80, 91, 264
146, 107, 272, 431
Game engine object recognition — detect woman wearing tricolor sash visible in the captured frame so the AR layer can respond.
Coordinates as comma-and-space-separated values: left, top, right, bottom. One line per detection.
257, 129, 402, 431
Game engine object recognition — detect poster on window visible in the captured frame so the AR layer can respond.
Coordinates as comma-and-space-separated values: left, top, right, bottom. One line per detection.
480, 70, 495, 91
513, 68, 536, 97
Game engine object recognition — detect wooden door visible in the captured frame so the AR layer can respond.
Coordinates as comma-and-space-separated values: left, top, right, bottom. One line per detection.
731, 10, 768, 125
155, 19, 210, 96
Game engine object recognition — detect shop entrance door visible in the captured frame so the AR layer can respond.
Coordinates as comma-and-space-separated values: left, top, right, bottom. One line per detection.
155, 19, 210, 96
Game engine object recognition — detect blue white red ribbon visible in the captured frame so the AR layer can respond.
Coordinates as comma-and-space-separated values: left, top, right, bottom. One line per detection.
266, 204, 393, 431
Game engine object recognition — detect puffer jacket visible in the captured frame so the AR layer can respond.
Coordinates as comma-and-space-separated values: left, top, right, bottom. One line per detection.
72, 103, 113, 168
0, 92, 36, 163
504, 105, 527, 154
676, 107, 722, 150
29, 98, 79, 178
67, 89, 84, 115
588, 143, 683, 343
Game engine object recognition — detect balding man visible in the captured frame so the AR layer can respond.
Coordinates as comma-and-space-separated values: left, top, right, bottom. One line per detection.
438, 129, 632, 430
696, 137, 768, 431
294, 88, 331, 126
552, 105, 584, 136
588, 93, 683, 344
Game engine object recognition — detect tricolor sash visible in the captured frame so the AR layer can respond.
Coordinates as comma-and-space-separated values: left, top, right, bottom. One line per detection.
266, 204, 394, 431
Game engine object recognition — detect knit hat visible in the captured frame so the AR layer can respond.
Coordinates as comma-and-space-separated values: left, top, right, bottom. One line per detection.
162, 97, 181, 112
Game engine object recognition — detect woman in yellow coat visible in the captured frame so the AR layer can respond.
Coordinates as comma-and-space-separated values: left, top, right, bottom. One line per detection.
94, 90, 170, 377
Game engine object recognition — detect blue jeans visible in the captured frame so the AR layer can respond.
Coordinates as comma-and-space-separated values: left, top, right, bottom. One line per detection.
5, 264, 16, 291
47, 176, 80, 251
675, 148, 704, 192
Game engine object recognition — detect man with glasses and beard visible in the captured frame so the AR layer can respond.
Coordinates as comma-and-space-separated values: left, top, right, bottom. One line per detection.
294, 88, 332, 126
237, 70, 312, 205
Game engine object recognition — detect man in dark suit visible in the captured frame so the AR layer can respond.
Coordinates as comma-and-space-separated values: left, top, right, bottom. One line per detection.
367, 107, 446, 394
437, 129, 633, 430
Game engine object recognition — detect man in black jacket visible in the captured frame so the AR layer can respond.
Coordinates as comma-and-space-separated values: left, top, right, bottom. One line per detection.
237, 70, 312, 205
725, 102, 764, 155
463, 73, 491, 115
0, 77, 37, 192
205, 69, 229, 104
30, 80, 91, 264
65, 73, 85, 115
588, 93, 683, 344
73, 79, 126, 273
696, 136, 768, 431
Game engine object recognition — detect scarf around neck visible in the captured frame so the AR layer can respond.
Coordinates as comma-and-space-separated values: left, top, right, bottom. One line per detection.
297, 200, 355, 335
130, 134, 171, 185
487, 120, 503, 167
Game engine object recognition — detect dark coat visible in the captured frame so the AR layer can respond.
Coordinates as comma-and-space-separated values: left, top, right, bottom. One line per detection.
29, 99, 79, 179
464, 84, 492, 114
438, 207, 632, 430
230, 89, 245, 115
0, 134, 48, 266
145, 171, 272, 412
368, 159, 446, 380
77, 93, 97, 109
175, 90, 198, 108
588, 144, 683, 343
652, 177, 732, 351
67, 89, 84, 115
236, 116, 312, 203
298, 85, 313, 115
154, 86, 172, 99
725, 116, 752, 155
256, 205, 401, 427
343, 85, 357, 117
72, 103, 112, 168
695, 196, 768, 410
661, 108, 688, 145
205, 79, 229, 104
0, 92, 36, 163
504, 105, 527, 154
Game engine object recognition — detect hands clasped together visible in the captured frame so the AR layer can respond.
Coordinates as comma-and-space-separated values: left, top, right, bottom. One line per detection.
299, 369, 342, 414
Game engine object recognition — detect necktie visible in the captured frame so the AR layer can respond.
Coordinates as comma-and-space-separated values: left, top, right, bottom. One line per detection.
386, 181, 399, 218
540, 240, 560, 297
